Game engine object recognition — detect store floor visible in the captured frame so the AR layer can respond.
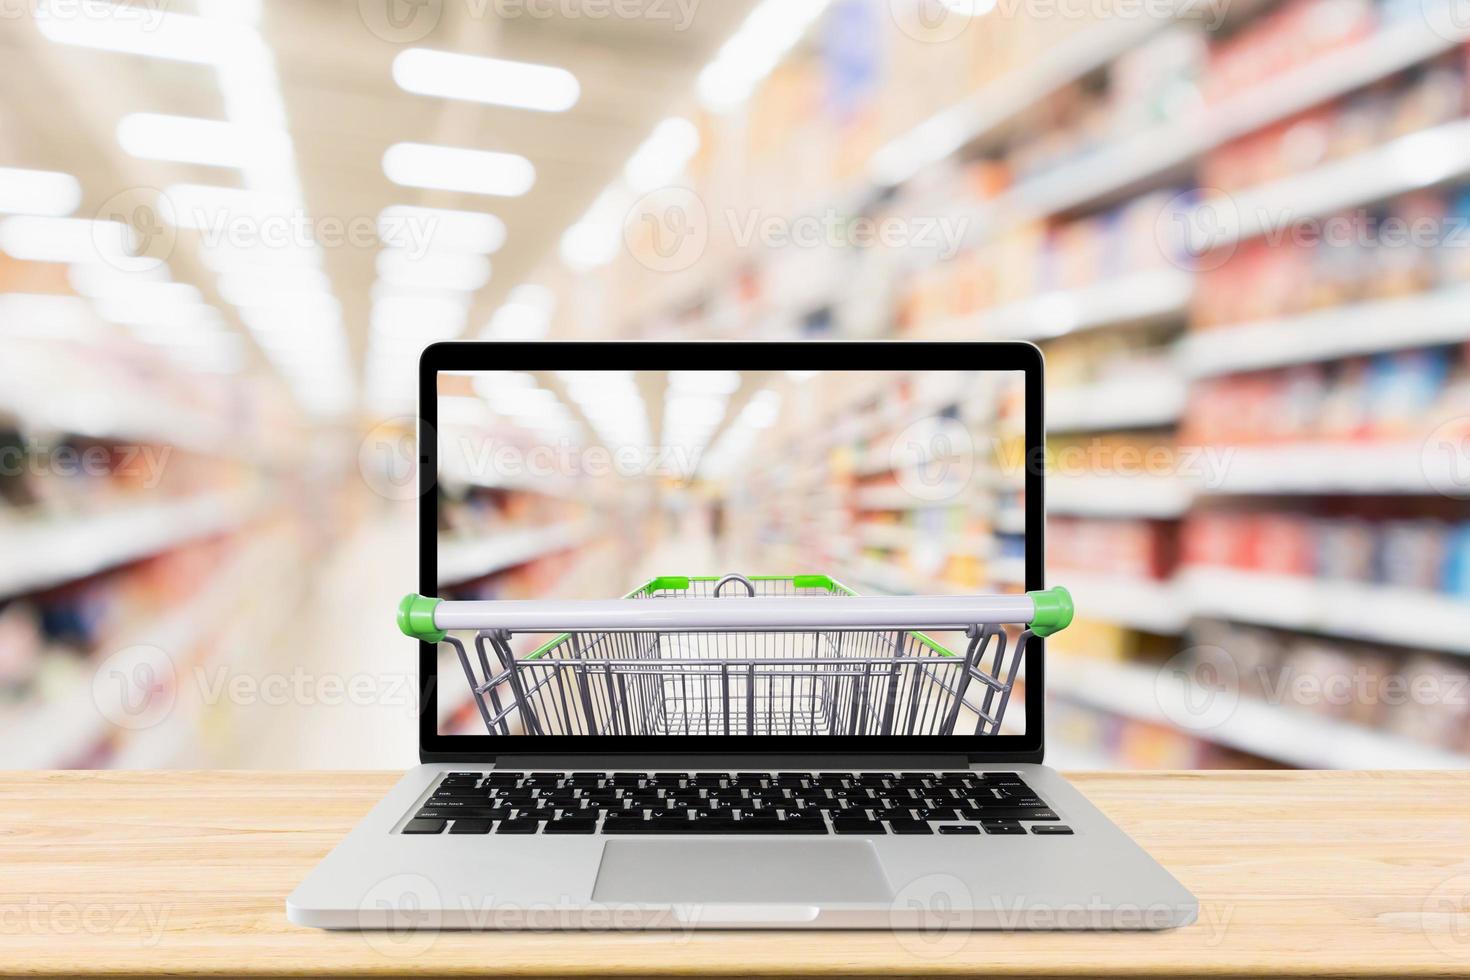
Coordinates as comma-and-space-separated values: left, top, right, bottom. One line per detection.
228, 505, 420, 770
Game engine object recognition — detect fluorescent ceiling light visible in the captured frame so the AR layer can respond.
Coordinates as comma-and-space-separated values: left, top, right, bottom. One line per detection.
198, 239, 322, 270
624, 118, 701, 193
669, 370, 740, 395
118, 114, 292, 169
370, 280, 474, 309
196, 0, 263, 23
378, 205, 506, 255
392, 49, 579, 113
559, 187, 633, 270
165, 183, 297, 229
0, 168, 83, 217
97, 299, 223, 331
215, 265, 331, 304
0, 216, 136, 264
376, 248, 491, 292
35, 1, 237, 64
483, 283, 557, 341
439, 396, 493, 428
383, 143, 535, 198
0, 294, 103, 340
698, 0, 833, 112
68, 262, 171, 297
85, 279, 203, 308
371, 295, 470, 338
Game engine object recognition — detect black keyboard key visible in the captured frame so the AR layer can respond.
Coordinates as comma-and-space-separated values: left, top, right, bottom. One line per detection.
1031, 825, 1074, 835
982, 820, 1027, 835
937, 824, 980, 835
832, 816, 885, 835
486, 772, 523, 786
403, 818, 445, 834
611, 773, 645, 787
919, 807, 959, 822
888, 819, 933, 835
972, 807, 1057, 821
544, 819, 597, 834
449, 819, 493, 834
497, 818, 540, 834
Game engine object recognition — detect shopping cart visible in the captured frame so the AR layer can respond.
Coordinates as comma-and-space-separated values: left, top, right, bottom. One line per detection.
399, 575, 1072, 738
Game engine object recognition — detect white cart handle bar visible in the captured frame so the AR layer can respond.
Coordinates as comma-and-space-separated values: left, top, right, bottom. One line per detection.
398, 587, 1073, 642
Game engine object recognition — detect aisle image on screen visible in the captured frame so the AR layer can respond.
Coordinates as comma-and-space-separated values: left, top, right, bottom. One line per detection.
430, 369, 1032, 738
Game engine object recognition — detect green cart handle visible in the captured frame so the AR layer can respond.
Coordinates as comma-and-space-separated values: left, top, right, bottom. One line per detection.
397, 586, 1074, 643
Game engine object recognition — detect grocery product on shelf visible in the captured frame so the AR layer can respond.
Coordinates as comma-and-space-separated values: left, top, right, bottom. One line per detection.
1182, 343, 1467, 444
1181, 507, 1470, 598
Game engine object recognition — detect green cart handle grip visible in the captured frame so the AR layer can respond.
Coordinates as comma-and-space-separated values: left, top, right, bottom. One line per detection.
1027, 586, 1074, 637
398, 594, 445, 643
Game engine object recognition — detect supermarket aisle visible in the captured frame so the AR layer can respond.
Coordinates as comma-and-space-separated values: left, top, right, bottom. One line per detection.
232, 503, 419, 770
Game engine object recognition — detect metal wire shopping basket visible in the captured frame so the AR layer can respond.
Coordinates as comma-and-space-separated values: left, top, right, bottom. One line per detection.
399, 574, 1072, 738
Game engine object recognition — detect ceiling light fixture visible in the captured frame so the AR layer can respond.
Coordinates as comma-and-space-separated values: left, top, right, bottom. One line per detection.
378, 205, 507, 255
118, 113, 292, 169
382, 143, 535, 198
698, 0, 834, 113
624, 117, 701, 194
392, 48, 580, 113
375, 248, 491, 292
0, 168, 83, 217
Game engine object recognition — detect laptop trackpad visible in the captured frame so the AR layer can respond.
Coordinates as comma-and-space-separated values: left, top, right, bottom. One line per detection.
592, 840, 893, 904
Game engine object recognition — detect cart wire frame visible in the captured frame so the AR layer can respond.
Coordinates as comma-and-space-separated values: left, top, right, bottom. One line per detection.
401, 576, 1073, 738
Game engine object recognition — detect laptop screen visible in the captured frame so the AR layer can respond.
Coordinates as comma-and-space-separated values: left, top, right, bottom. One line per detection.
430, 363, 1037, 744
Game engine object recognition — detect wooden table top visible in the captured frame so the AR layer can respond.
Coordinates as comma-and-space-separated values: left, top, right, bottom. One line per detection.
2, 769, 1468, 977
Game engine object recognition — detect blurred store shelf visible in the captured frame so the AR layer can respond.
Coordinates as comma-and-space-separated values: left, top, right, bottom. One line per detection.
1203, 443, 1458, 495
1179, 287, 1470, 377
1009, 13, 1470, 217
1047, 475, 1193, 518
930, 269, 1193, 342
437, 521, 594, 587
1048, 374, 1187, 432
1061, 574, 1189, 634
3, 529, 283, 769
1048, 652, 1470, 769
0, 492, 259, 600
1182, 567, 1470, 655
869, 7, 1178, 185
1184, 117, 1470, 254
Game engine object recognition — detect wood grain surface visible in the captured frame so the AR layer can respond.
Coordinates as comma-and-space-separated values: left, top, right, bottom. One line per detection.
2, 770, 1469, 977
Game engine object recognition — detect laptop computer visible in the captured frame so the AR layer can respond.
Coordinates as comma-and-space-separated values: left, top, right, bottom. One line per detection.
288, 341, 1197, 930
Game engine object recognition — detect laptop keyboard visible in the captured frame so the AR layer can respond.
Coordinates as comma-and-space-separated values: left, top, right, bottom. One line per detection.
401, 771, 1071, 836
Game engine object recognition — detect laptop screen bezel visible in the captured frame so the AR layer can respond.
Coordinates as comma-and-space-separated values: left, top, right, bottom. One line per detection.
417, 341, 1045, 763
